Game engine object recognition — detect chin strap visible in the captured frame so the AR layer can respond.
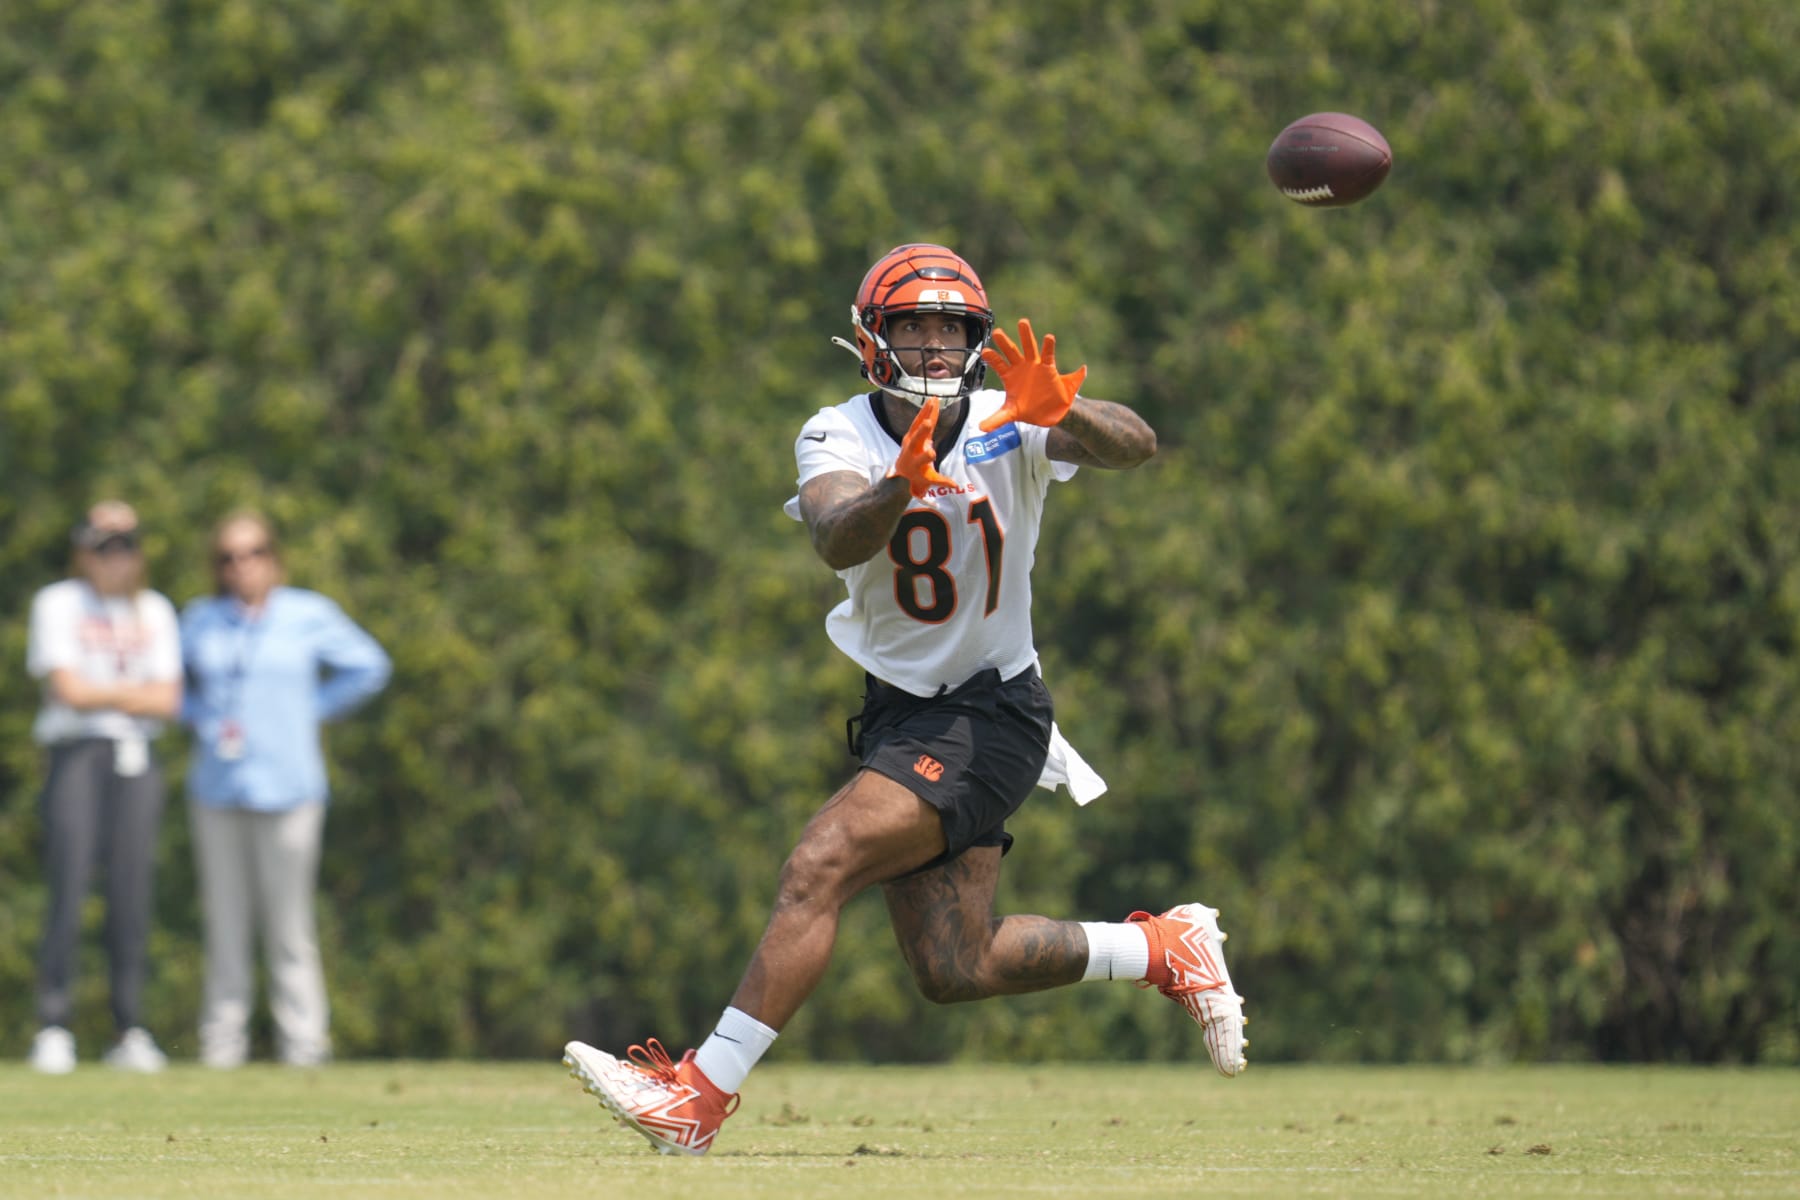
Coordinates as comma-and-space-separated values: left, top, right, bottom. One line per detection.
830, 336, 961, 407
831, 334, 922, 406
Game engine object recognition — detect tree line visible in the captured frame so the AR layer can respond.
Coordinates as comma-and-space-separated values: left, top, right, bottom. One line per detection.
1, 0, 1794, 1063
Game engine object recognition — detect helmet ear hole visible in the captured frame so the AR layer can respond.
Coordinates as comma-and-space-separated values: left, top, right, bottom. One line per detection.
851, 327, 884, 383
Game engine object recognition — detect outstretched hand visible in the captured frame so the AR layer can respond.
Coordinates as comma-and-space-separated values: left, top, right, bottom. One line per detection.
886, 397, 956, 498
978, 318, 1087, 433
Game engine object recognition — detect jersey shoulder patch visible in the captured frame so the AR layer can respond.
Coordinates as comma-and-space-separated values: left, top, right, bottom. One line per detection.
963, 422, 1022, 463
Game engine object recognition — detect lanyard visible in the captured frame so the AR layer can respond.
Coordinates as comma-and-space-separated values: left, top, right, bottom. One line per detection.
214, 605, 268, 719
93, 591, 141, 680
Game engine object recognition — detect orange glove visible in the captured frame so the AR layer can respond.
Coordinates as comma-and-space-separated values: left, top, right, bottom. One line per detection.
978, 318, 1088, 432
886, 397, 956, 498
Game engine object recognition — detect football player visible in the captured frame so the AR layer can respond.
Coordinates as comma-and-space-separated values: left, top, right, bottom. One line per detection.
565, 244, 1245, 1154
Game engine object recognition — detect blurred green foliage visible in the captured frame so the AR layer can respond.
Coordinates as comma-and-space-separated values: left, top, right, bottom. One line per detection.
2, 0, 1796, 1065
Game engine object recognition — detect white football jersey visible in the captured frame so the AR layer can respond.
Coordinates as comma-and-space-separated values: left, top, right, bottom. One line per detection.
783, 389, 1078, 697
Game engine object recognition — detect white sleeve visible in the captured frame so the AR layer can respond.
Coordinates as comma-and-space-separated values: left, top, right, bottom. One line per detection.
784, 407, 870, 521
1018, 420, 1079, 485
140, 592, 183, 682
794, 407, 868, 486
26, 585, 79, 679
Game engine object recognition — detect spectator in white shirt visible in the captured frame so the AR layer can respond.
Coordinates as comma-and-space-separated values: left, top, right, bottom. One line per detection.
24, 501, 182, 1074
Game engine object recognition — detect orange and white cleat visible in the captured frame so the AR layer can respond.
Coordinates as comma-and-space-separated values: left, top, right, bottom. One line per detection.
1130, 903, 1248, 1077
563, 1038, 740, 1156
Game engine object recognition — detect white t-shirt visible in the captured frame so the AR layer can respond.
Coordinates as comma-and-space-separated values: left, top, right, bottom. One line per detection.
784, 391, 1107, 804
27, 578, 182, 745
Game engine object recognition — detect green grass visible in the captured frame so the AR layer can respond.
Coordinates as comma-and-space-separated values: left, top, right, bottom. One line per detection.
2, 1061, 1794, 1198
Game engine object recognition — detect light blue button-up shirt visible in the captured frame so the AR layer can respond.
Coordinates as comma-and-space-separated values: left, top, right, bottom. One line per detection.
181, 586, 391, 811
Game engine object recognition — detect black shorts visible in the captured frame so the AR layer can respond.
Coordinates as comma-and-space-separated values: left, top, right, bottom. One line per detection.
848, 666, 1054, 871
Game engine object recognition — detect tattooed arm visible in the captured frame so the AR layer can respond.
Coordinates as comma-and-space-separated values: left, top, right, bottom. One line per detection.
1045, 397, 1158, 469
799, 470, 913, 570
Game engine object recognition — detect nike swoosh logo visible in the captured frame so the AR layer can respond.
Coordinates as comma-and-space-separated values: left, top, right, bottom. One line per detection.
804, 433, 827, 442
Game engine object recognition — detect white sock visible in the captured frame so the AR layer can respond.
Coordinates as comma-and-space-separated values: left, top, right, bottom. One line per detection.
1080, 921, 1151, 983
691, 1006, 778, 1094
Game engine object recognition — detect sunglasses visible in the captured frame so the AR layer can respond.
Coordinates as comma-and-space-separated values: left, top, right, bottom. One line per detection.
216, 545, 272, 567
90, 534, 141, 556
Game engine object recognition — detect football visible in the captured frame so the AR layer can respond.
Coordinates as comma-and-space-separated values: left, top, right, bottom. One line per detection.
1266, 112, 1392, 207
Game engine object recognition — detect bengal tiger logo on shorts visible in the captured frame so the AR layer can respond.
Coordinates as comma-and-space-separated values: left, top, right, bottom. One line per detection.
913, 754, 945, 782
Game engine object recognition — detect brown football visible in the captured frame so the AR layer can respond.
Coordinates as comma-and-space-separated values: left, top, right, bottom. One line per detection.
1266, 112, 1392, 207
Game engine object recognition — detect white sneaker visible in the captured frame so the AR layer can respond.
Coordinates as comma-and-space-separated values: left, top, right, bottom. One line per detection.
564, 1039, 740, 1156
280, 1045, 333, 1069
200, 1027, 249, 1069
29, 1026, 77, 1075
103, 1028, 169, 1074
1130, 902, 1249, 1077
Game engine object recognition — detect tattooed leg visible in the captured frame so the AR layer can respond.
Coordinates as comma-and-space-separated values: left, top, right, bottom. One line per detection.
882, 847, 1088, 1003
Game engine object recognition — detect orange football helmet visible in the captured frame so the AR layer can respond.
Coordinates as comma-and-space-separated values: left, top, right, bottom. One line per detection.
830, 243, 995, 404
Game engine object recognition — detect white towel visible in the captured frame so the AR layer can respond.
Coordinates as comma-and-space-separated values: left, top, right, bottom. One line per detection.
1038, 721, 1107, 805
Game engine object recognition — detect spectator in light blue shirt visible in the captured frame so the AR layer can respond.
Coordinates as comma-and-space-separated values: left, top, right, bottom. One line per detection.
180, 510, 390, 1068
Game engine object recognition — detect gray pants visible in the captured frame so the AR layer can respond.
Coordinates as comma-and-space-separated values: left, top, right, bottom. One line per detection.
36, 738, 166, 1032
189, 801, 330, 1066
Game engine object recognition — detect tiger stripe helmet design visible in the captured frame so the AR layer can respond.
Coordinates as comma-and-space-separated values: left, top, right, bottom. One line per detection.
831, 243, 996, 405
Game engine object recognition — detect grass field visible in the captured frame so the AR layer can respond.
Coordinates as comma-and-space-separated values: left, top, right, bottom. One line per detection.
2, 1060, 1793, 1198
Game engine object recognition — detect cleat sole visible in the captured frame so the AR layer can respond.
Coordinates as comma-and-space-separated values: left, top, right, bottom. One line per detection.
564, 1049, 696, 1156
